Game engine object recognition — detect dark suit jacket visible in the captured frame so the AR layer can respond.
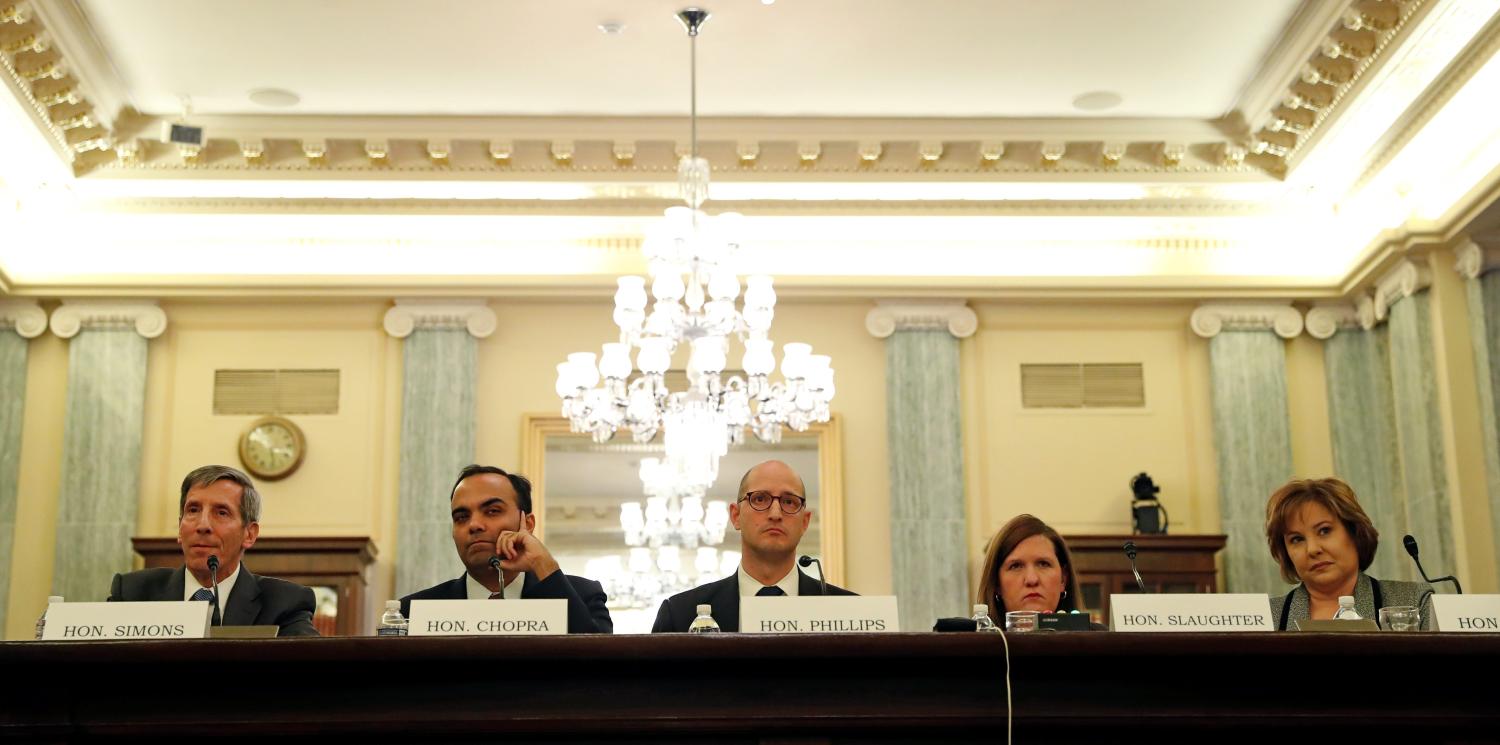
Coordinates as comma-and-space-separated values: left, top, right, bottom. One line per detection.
107, 565, 319, 637
400, 570, 613, 634
652, 569, 856, 632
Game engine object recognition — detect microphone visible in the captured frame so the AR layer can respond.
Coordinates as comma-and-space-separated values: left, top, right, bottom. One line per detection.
798, 555, 828, 596
206, 555, 221, 625
1123, 541, 1148, 593
489, 555, 505, 599
1403, 534, 1463, 594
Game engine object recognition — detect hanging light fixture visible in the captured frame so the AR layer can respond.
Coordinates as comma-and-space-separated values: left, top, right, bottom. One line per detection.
555, 7, 835, 492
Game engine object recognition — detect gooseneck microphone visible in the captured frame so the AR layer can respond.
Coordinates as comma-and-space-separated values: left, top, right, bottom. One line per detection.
1403, 534, 1463, 594
206, 555, 221, 625
798, 555, 828, 596
489, 556, 505, 599
1123, 541, 1148, 593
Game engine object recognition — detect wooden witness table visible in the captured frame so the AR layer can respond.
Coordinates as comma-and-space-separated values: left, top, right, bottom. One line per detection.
3, 633, 1498, 743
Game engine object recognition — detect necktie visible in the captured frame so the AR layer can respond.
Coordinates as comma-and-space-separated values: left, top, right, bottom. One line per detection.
756, 586, 786, 597
191, 587, 220, 625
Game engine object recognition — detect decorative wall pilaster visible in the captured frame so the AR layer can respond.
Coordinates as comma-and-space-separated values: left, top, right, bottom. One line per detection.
866, 300, 976, 632
1456, 238, 1500, 564
1306, 302, 1409, 580
1376, 260, 1456, 581
385, 300, 495, 597
0, 302, 46, 630
1191, 304, 1301, 594
48, 301, 165, 602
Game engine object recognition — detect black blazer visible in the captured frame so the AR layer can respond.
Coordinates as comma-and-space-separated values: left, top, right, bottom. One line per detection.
399, 570, 613, 634
651, 569, 856, 632
107, 566, 319, 637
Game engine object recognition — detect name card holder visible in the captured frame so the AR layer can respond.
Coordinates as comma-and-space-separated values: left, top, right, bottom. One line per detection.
408, 599, 567, 636
1110, 594, 1274, 632
1295, 619, 1379, 632
41, 601, 212, 641
741, 596, 900, 633
1431, 595, 1500, 632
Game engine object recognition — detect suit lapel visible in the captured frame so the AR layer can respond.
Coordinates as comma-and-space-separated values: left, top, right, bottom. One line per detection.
167, 567, 188, 601
797, 569, 823, 596
710, 573, 740, 632
223, 568, 263, 626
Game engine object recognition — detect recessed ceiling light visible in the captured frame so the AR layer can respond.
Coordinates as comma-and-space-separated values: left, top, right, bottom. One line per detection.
761, 0, 775, 5
1072, 91, 1123, 112
598, 21, 626, 35
248, 88, 300, 108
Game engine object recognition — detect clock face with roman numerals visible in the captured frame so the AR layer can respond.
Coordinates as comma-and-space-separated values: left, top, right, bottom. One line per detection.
238, 416, 305, 480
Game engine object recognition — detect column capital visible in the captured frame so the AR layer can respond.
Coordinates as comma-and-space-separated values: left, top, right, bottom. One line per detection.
0, 300, 47, 339
1189, 303, 1303, 339
1305, 303, 1362, 340
864, 300, 977, 339
1373, 258, 1432, 321
49, 300, 166, 339
1455, 236, 1500, 280
383, 299, 496, 339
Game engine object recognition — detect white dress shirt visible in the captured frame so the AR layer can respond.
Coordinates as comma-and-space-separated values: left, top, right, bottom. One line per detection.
737, 564, 799, 597
466, 570, 525, 599
184, 563, 241, 611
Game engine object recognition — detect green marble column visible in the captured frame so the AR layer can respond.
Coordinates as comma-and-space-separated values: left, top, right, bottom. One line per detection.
868, 301, 976, 632
385, 302, 493, 597
1322, 326, 1410, 581
47, 302, 165, 603
1385, 291, 1456, 580
1458, 242, 1500, 565
0, 301, 45, 631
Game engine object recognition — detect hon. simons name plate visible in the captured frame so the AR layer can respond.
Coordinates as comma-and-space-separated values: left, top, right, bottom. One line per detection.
41, 601, 212, 641
408, 599, 567, 636
741, 596, 900, 633
1111, 594, 1274, 632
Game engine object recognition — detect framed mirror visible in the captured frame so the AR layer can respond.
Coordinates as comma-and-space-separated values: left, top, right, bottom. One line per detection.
522, 414, 845, 633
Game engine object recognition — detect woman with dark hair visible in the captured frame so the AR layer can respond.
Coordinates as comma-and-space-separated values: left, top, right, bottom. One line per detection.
1265, 477, 1433, 630
976, 514, 1088, 625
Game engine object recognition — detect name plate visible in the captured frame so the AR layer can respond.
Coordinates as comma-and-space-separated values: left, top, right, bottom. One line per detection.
1111, 594, 1274, 632
408, 599, 567, 636
41, 601, 211, 641
1431, 595, 1500, 632
741, 596, 900, 633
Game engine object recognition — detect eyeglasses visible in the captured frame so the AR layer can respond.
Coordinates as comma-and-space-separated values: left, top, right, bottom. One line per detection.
739, 491, 806, 514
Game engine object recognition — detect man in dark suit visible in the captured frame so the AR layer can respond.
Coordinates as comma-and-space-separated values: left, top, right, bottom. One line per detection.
107, 465, 318, 637
399, 464, 612, 634
653, 460, 854, 632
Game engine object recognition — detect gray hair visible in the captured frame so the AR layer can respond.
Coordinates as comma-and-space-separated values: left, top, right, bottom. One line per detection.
179, 465, 261, 524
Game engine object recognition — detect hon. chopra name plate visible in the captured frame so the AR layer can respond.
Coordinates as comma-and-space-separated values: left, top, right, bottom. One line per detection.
408, 599, 566, 636
741, 596, 900, 633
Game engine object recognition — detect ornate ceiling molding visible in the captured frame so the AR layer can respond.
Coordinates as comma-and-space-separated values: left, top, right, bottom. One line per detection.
0, 0, 114, 166
382, 299, 496, 339
1455, 236, 1500, 279
1304, 302, 1362, 338
1373, 257, 1432, 319
1189, 303, 1304, 338
48, 299, 165, 338
0, 298, 46, 337
864, 300, 978, 339
1245, 0, 1433, 174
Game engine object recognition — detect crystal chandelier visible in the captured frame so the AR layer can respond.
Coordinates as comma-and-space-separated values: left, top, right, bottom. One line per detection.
620, 456, 731, 550
586, 546, 740, 611
554, 8, 835, 490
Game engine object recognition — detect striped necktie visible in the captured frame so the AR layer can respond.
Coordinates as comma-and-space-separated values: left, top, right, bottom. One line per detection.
190, 587, 220, 625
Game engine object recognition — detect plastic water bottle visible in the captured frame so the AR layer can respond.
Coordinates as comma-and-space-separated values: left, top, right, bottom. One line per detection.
687, 604, 720, 633
33, 596, 63, 640
1332, 595, 1362, 620
972, 604, 1001, 633
378, 600, 408, 636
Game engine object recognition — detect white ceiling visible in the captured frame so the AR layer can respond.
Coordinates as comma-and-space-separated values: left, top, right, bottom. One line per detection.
78, 0, 1302, 119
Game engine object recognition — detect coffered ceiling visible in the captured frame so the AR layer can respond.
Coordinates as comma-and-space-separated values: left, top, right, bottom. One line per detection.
2, 0, 1499, 298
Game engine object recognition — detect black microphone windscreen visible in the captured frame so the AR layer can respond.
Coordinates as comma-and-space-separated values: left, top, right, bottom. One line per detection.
207, 555, 219, 572
1403, 535, 1419, 558
798, 555, 812, 567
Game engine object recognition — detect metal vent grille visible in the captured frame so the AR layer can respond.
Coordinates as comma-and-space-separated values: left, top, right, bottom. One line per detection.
213, 369, 339, 415
1020, 363, 1145, 408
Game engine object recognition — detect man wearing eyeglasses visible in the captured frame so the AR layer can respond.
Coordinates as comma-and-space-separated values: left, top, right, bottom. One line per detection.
652, 459, 855, 632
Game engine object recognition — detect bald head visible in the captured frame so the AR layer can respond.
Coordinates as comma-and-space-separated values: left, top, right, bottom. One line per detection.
738, 460, 806, 500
